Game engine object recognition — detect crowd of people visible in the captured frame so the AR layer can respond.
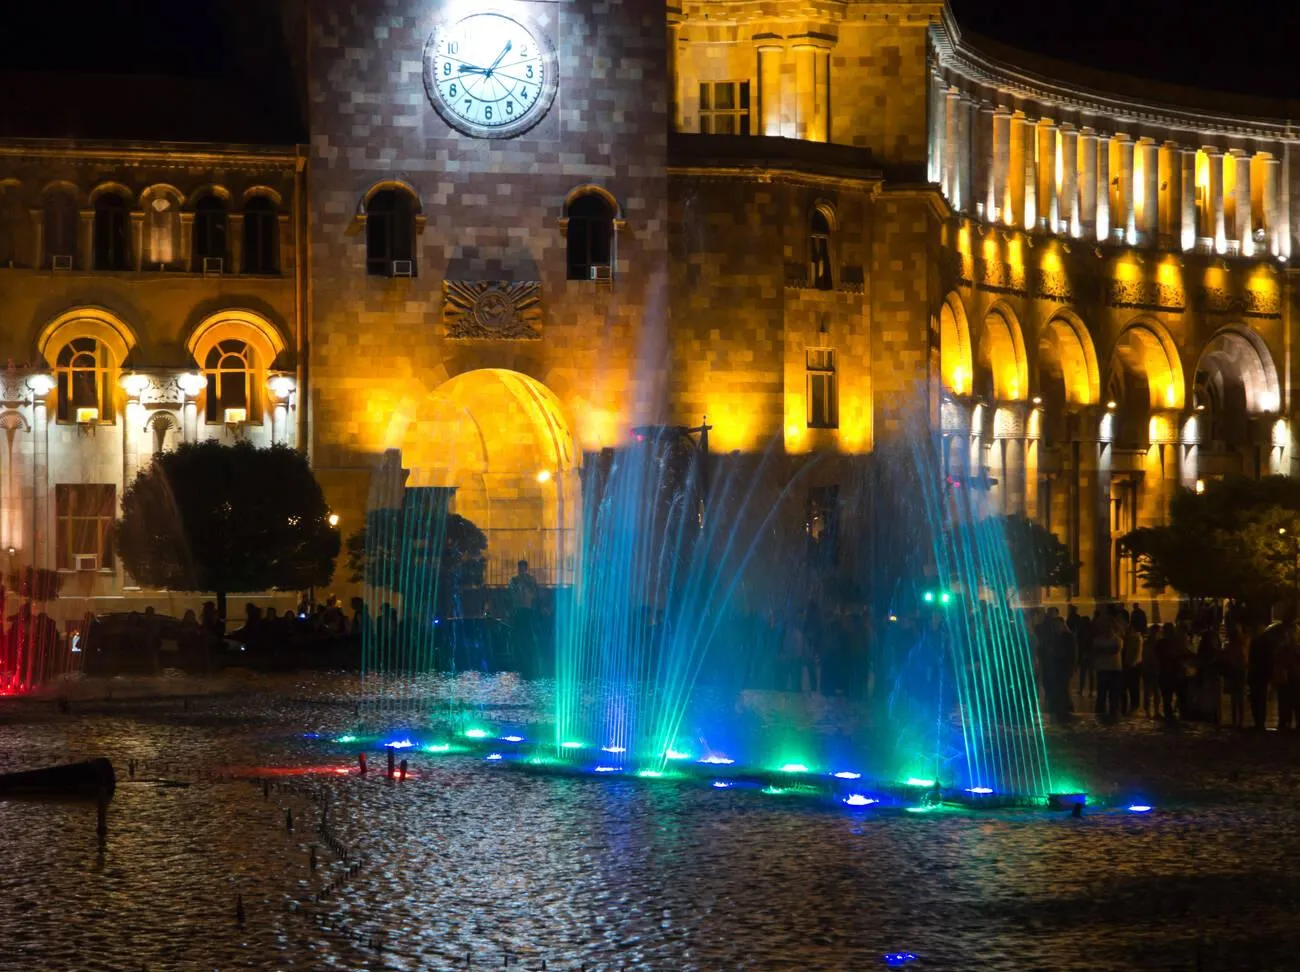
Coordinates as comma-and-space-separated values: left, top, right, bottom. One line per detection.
1031, 601, 1300, 730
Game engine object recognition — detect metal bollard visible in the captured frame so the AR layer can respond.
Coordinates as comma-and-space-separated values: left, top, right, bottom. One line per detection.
399, 759, 408, 782
358, 752, 367, 775
310, 845, 318, 870
286, 808, 294, 832
235, 894, 245, 924
386, 750, 395, 779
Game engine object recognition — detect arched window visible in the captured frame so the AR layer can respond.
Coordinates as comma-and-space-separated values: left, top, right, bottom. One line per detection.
0, 184, 30, 268
566, 192, 614, 280
43, 191, 78, 268
193, 194, 228, 270
55, 337, 112, 423
146, 193, 179, 266
366, 189, 416, 276
809, 208, 833, 291
93, 193, 131, 270
242, 196, 279, 274
204, 339, 254, 423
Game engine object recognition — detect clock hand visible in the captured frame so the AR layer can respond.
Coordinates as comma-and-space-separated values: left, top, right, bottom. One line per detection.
486, 40, 512, 74
458, 64, 487, 75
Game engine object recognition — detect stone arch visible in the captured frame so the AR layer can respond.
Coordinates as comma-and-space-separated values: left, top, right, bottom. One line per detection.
139, 184, 184, 266
1038, 309, 1100, 407
145, 410, 180, 454
358, 179, 423, 215
40, 180, 83, 205
186, 308, 287, 369
1109, 317, 1185, 411
939, 292, 972, 395
185, 184, 233, 208
87, 181, 134, 204
809, 197, 838, 231
242, 185, 284, 208
563, 183, 623, 221
1194, 325, 1280, 415
37, 307, 138, 367
975, 301, 1028, 401
386, 369, 580, 587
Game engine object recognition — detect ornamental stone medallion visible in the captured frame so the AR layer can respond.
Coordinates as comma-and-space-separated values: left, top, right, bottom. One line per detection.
443, 280, 543, 340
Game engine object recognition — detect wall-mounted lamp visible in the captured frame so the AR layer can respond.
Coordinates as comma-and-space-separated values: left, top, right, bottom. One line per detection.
177, 373, 205, 397
120, 372, 150, 397
1106, 400, 1118, 411
268, 375, 296, 400
27, 374, 55, 397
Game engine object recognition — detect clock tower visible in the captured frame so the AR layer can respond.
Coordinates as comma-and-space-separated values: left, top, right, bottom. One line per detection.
305, 0, 669, 583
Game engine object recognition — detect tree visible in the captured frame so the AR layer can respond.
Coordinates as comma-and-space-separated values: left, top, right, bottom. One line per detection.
6, 566, 63, 603
1119, 475, 1300, 608
115, 441, 340, 620
346, 508, 487, 619
992, 514, 1079, 592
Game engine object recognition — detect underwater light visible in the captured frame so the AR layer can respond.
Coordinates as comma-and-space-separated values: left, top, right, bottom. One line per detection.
601, 745, 626, 754
922, 591, 935, 603
334, 735, 358, 744
761, 785, 787, 796
485, 753, 503, 761
637, 770, 664, 779
843, 794, 879, 807
698, 755, 734, 765
665, 749, 691, 760
464, 729, 489, 740
779, 763, 809, 774
384, 739, 415, 750
883, 952, 919, 967
712, 781, 732, 788
1128, 804, 1153, 813
502, 735, 524, 743
904, 777, 936, 788
966, 786, 994, 795
905, 807, 930, 814
560, 741, 584, 750
594, 766, 620, 773
833, 771, 862, 780
424, 743, 451, 753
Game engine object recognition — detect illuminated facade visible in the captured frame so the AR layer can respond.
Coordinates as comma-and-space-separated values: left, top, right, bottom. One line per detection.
3, 0, 1298, 615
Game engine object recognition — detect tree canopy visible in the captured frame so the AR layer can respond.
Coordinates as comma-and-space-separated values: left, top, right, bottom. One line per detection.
116, 441, 340, 618
991, 513, 1079, 592
1119, 475, 1300, 607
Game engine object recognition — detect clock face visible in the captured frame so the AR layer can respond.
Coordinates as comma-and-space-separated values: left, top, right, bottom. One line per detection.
423, 11, 558, 139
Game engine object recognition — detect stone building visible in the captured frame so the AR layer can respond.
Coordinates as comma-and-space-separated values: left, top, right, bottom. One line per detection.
2, 0, 1299, 619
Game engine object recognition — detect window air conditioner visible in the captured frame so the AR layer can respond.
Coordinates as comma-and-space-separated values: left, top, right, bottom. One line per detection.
391, 260, 414, 277
202, 256, 224, 275
74, 554, 98, 572
589, 264, 613, 281
75, 407, 99, 424
224, 407, 248, 424
52, 254, 73, 271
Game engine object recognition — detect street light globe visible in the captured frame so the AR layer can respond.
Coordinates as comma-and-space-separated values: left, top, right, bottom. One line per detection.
177, 372, 206, 397
328, 513, 341, 528
536, 470, 552, 484
27, 373, 55, 396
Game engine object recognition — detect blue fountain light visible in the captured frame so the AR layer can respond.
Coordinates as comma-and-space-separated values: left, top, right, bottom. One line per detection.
384, 738, 415, 750
666, 749, 692, 761
485, 753, 503, 761
699, 755, 735, 765
601, 745, 626, 754
1128, 804, 1153, 813
594, 766, 620, 773
833, 771, 862, 780
883, 951, 919, 967
560, 741, 585, 750
712, 781, 732, 788
502, 735, 525, 743
966, 786, 994, 795
844, 795, 878, 807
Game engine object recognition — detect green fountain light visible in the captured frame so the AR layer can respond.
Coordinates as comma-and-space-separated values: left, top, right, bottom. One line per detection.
424, 743, 452, 754
334, 735, 359, 744
904, 777, 937, 788
464, 728, 489, 740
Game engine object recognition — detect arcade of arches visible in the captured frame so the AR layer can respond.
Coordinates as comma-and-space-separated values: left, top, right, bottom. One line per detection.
938, 294, 1287, 600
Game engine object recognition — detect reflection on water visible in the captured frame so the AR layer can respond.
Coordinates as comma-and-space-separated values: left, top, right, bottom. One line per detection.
1, 674, 1299, 971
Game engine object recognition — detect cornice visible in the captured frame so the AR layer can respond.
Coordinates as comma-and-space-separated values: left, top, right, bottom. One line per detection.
0, 139, 302, 169
669, 164, 882, 193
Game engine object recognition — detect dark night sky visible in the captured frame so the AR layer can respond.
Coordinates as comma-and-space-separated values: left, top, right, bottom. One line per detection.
0, 0, 1293, 97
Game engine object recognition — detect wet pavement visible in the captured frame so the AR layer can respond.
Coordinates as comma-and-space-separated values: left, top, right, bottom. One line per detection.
1, 673, 1298, 971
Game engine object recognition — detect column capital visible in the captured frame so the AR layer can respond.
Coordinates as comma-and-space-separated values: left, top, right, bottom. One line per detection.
1058, 121, 1077, 133
1037, 116, 1058, 129
1111, 131, 1134, 143
1201, 145, 1224, 157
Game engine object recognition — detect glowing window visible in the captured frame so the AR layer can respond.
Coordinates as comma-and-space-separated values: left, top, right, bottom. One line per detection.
806, 348, 838, 429
55, 337, 112, 423
204, 339, 254, 423
809, 208, 833, 291
699, 81, 751, 135
55, 484, 116, 571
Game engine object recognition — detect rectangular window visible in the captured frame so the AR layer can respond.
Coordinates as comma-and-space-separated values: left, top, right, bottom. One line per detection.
699, 81, 751, 135
807, 484, 841, 564
806, 348, 838, 429
55, 484, 116, 571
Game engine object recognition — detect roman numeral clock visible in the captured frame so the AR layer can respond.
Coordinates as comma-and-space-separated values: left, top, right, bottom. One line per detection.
423, 8, 559, 139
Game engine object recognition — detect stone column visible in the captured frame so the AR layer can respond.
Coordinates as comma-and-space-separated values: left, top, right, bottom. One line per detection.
957, 95, 974, 213
1095, 134, 1111, 242
179, 212, 195, 272
793, 45, 825, 142
78, 208, 94, 270
1079, 127, 1098, 236
1159, 141, 1178, 243
229, 213, 244, 274
1179, 147, 1197, 250
975, 102, 993, 220
943, 87, 961, 202
1004, 433, 1026, 516
130, 210, 144, 271
1263, 153, 1282, 256
1009, 112, 1028, 229
277, 212, 291, 275
992, 107, 1012, 224
928, 69, 946, 184
1205, 147, 1226, 252
1115, 133, 1135, 243
1233, 149, 1253, 254
1022, 114, 1038, 229
667, 17, 681, 132
1060, 123, 1079, 235
1037, 118, 1058, 231
1140, 138, 1159, 243
32, 393, 48, 571
28, 208, 42, 268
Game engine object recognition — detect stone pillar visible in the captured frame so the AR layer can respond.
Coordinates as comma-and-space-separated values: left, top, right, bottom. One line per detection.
943, 87, 960, 203
1009, 112, 1028, 229
1158, 141, 1178, 244
928, 69, 945, 184
1233, 150, 1253, 255
1060, 123, 1079, 236
667, 18, 681, 132
1037, 118, 1058, 231
229, 213, 244, 274
277, 212, 291, 275
1263, 153, 1282, 256
130, 210, 144, 271
1078, 128, 1098, 236
779, 45, 799, 139
28, 208, 42, 268
1004, 433, 1026, 516
957, 95, 974, 213
992, 108, 1012, 224
1022, 114, 1038, 229
1180, 147, 1197, 250
179, 212, 195, 272
1115, 133, 1135, 243
974, 103, 993, 219
1095, 134, 1111, 242
1094, 422, 1113, 600
78, 208, 94, 270
1140, 138, 1159, 243
792, 45, 826, 142
183, 396, 199, 443
32, 393, 49, 571
1205, 147, 1226, 252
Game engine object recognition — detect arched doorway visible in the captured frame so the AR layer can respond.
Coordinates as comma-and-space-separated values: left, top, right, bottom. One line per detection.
1193, 326, 1280, 477
402, 369, 580, 588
